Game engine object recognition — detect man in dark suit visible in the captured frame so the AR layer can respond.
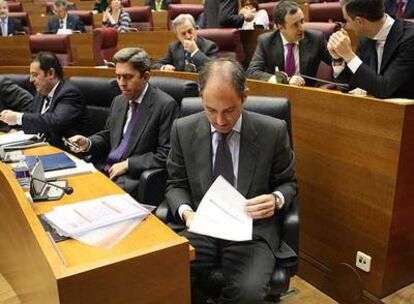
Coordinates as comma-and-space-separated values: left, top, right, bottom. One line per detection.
204, 0, 254, 28
153, 14, 218, 72
145, 0, 169, 11
69, 48, 178, 198
328, 0, 414, 98
0, 76, 33, 131
44, 0, 85, 33
0, 52, 91, 149
0, 0, 24, 36
385, 0, 414, 19
247, 1, 332, 86
166, 58, 297, 303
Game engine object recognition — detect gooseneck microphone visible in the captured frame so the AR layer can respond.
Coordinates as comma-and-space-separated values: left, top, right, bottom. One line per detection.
31, 177, 74, 195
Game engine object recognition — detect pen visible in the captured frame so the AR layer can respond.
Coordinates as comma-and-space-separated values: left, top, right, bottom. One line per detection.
46, 231, 68, 266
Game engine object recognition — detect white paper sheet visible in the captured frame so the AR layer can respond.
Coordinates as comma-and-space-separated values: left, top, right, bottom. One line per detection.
189, 176, 252, 241
0, 131, 38, 145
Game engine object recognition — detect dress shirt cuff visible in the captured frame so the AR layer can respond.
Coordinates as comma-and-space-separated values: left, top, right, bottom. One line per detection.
347, 55, 363, 74
16, 113, 23, 126
84, 138, 92, 152
126, 158, 129, 169
178, 204, 193, 221
190, 48, 199, 57
273, 191, 285, 209
268, 75, 277, 84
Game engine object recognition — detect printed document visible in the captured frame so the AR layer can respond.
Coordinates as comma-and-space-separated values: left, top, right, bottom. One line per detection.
189, 176, 252, 241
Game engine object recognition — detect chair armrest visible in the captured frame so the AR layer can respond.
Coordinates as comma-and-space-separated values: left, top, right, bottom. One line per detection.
155, 199, 169, 222
282, 196, 299, 254
137, 168, 168, 206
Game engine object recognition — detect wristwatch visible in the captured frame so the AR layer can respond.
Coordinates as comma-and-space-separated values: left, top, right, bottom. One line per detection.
271, 193, 284, 210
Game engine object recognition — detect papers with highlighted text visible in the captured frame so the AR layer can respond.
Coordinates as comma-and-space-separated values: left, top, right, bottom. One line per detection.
189, 176, 252, 241
43, 194, 152, 248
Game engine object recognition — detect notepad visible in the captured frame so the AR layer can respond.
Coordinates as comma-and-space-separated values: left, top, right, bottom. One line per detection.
26, 152, 77, 172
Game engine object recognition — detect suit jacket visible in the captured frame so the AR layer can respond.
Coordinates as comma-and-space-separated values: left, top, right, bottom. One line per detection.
21, 80, 92, 149
153, 37, 219, 72
0, 76, 33, 131
166, 110, 297, 256
44, 14, 86, 33
204, 0, 244, 28
385, 0, 414, 18
246, 30, 332, 86
145, 0, 169, 10
0, 17, 24, 36
89, 84, 178, 197
337, 19, 414, 99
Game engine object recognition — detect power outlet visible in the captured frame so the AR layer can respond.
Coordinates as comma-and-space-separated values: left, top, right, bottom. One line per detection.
356, 251, 371, 272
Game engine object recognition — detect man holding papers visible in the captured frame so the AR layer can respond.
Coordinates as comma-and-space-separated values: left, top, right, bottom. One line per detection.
166, 58, 297, 303
69, 48, 178, 199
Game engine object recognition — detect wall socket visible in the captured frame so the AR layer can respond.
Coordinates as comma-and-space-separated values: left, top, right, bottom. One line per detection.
356, 251, 371, 272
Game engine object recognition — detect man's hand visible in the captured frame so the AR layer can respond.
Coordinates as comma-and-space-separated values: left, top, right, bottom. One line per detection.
0, 110, 19, 125
244, 194, 276, 220
183, 39, 198, 54
108, 160, 128, 180
349, 87, 367, 96
162, 64, 176, 71
182, 210, 195, 228
327, 30, 355, 63
289, 75, 306, 86
68, 135, 89, 153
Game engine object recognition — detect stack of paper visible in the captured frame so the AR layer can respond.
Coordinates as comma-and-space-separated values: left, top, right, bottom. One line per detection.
0, 131, 46, 150
43, 194, 151, 248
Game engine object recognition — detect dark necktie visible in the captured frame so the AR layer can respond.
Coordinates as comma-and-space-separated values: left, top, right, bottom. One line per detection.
396, 0, 404, 17
59, 19, 64, 29
105, 102, 140, 171
285, 43, 295, 77
213, 132, 234, 185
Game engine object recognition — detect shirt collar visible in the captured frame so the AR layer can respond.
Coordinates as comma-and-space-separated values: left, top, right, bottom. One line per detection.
60, 14, 68, 24
47, 80, 60, 100
130, 83, 149, 105
210, 113, 242, 134
373, 14, 395, 42
280, 32, 299, 46
1, 17, 8, 24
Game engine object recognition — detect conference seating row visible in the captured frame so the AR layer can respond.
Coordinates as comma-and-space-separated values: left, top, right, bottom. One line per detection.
1, 71, 299, 301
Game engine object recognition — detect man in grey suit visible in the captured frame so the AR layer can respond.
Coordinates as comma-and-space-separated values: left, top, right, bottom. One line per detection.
69, 48, 178, 197
0, 0, 24, 36
204, 0, 254, 28
44, 0, 85, 33
246, 1, 332, 86
166, 58, 297, 303
153, 14, 218, 72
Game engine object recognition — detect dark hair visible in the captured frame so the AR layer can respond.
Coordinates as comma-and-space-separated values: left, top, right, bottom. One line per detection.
273, 0, 300, 26
31, 52, 63, 79
241, 0, 259, 11
53, 0, 68, 9
341, 0, 384, 22
112, 47, 151, 76
198, 58, 246, 97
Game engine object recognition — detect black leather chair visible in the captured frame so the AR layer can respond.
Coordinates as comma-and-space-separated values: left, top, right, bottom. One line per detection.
1, 74, 36, 96
68, 75, 199, 204
156, 96, 299, 302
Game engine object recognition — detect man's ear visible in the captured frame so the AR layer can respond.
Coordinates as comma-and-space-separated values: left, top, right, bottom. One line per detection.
142, 71, 151, 82
355, 16, 364, 27
242, 87, 249, 103
47, 68, 56, 78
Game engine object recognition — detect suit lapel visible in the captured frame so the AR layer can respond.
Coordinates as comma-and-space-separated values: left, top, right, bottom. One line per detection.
273, 32, 285, 73
381, 20, 403, 74
237, 111, 259, 197
176, 43, 185, 70
112, 96, 129, 149
123, 85, 153, 157
298, 35, 310, 75
192, 114, 213, 196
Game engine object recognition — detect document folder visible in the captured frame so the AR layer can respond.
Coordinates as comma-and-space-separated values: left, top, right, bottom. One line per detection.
26, 152, 77, 172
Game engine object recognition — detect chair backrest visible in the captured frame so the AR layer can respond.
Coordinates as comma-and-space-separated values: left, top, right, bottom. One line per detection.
308, 2, 344, 22
68, 10, 94, 32
122, 0, 131, 7
303, 21, 341, 40
197, 28, 243, 62
7, 2, 23, 12
92, 27, 118, 65
9, 12, 31, 34
180, 96, 292, 141
29, 34, 74, 66
167, 4, 204, 30
1, 74, 36, 96
124, 6, 153, 31
46, 1, 76, 14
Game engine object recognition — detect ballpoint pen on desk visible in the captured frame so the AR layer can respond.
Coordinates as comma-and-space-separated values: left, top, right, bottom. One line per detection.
46, 231, 68, 267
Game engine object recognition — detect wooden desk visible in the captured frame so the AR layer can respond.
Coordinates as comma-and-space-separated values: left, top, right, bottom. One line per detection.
0, 145, 191, 304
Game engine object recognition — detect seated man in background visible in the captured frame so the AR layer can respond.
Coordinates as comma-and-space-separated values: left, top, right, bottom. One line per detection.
0, 76, 33, 132
328, 0, 414, 99
246, 0, 332, 86
69, 48, 178, 198
166, 58, 297, 303
0, 0, 24, 36
384, 0, 414, 19
204, 0, 254, 28
0, 52, 91, 149
145, 0, 170, 11
45, 0, 86, 34
153, 14, 218, 72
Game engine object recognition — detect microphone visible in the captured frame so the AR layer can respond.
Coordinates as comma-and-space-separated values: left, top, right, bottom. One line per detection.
300, 74, 350, 91
31, 176, 73, 195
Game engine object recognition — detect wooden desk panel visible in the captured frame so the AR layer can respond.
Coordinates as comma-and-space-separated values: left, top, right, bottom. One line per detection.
0, 36, 31, 66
